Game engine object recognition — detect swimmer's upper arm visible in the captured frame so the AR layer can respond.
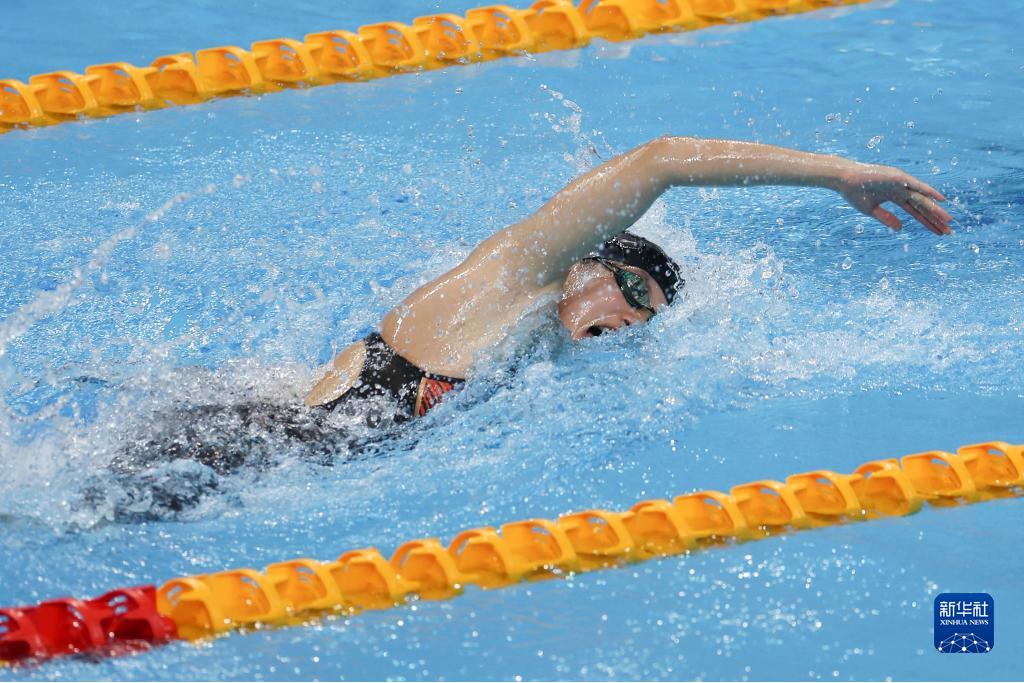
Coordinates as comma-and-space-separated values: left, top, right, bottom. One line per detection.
334, 140, 672, 385
475, 137, 676, 282
379, 137, 677, 371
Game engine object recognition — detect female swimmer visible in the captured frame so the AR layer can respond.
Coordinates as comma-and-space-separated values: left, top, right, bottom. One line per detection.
110, 136, 951, 515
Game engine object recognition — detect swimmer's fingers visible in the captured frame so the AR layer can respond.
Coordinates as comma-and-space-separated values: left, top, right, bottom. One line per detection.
900, 196, 949, 235
911, 190, 953, 225
901, 173, 946, 203
872, 206, 903, 231
904, 190, 953, 235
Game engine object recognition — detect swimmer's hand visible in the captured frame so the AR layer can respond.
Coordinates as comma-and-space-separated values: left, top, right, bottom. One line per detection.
833, 163, 951, 235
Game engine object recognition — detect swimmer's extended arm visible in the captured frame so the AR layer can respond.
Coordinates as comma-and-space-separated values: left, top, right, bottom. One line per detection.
647, 137, 951, 234
378, 136, 950, 375
481, 136, 950, 280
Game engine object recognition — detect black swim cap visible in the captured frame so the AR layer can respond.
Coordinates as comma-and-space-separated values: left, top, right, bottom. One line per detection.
587, 231, 684, 305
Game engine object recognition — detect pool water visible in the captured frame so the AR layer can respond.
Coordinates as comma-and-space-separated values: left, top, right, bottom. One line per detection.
1, 0, 1022, 679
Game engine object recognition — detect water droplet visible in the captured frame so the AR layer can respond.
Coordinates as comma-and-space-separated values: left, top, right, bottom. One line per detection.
840, 257, 853, 270
867, 135, 883, 149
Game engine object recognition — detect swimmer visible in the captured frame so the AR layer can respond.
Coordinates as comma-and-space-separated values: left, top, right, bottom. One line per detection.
110, 136, 950, 516
305, 136, 950, 422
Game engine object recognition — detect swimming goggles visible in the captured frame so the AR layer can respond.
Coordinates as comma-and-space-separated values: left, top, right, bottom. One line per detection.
585, 257, 656, 315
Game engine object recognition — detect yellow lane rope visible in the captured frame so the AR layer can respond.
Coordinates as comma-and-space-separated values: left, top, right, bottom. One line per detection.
155, 441, 1021, 641
0, 0, 870, 135
1, 440, 1020, 666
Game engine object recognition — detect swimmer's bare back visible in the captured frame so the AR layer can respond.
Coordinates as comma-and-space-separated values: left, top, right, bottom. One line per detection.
307, 136, 951, 407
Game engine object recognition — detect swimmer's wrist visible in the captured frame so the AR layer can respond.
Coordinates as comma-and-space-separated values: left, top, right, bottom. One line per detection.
818, 157, 860, 192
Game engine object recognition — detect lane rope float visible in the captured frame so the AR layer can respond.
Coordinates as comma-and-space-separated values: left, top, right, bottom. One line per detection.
0, 0, 872, 136
1, 440, 1021, 666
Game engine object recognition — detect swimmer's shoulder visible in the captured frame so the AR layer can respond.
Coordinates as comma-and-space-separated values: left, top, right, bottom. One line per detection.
304, 339, 368, 407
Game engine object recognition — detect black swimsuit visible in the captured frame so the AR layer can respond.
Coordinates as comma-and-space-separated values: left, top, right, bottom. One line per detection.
320, 332, 464, 425
104, 333, 464, 519
124, 332, 462, 473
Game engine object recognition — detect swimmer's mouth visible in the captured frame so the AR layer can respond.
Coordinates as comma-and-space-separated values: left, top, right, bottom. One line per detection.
587, 326, 605, 338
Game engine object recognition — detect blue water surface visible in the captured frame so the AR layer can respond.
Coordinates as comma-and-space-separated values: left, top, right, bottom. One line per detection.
1, 0, 1022, 680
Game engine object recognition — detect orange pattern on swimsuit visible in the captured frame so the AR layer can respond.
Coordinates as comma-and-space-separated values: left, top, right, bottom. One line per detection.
415, 377, 457, 416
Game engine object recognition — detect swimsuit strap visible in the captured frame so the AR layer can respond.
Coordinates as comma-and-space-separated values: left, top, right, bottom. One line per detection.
322, 333, 463, 422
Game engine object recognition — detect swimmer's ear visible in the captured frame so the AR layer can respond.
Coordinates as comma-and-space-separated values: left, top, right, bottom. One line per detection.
871, 206, 903, 231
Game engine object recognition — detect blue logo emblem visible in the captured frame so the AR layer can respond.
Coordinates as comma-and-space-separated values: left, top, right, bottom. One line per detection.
934, 593, 994, 653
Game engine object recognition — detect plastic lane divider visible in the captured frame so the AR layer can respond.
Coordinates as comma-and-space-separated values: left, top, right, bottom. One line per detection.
621, 499, 698, 558
333, 549, 410, 609
465, 5, 538, 54
957, 441, 1024, 489
747, 0, 812, 17
785, 470, 864, 519
357, 22, 429, 71
448, 527, 527, 587
730, 479, 810, 530
0, 587, 175, 663
195, 47, 265, 95
689, 0, 754, 24
900, 450, 979, 503
413, 14, 484, 66
264, 558, 347, 615
673, 489, 751, 539
390, 539, 468, 599
146, 53, 210, 106
304, 31, 377, 81
84, 63, 161, 111
28, 71, 100, 117
850, 459, 923, 517
0, 79, 47, 127
577, 0, 645, 41
578, 0, 703, 40
251, 39, 322, 86
526, 0, 593, 51
1, 0, 875, 135
5, 439, 1019, 666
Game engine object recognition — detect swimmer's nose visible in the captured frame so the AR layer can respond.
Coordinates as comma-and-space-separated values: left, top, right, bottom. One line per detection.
621, 309, 644, 326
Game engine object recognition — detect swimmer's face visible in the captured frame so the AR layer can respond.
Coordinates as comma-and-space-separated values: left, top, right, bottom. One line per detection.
557, 259, 668, 341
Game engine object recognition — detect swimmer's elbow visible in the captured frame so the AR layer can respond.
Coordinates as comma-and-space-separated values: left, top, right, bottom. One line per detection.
643, 135, 702, 159
637, 136, 703, 187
